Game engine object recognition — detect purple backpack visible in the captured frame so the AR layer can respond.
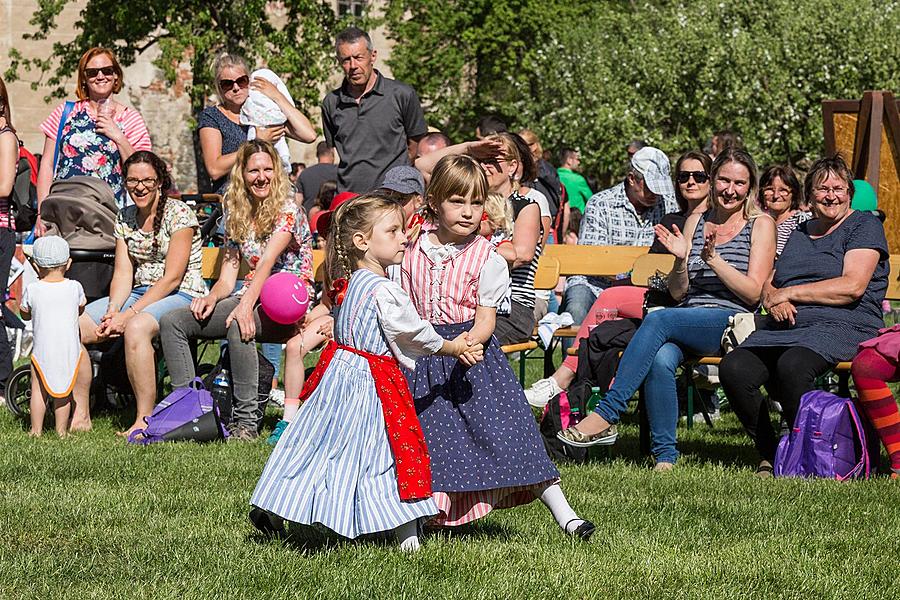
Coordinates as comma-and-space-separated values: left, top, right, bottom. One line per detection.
127, 378, 229, 445
774, 390, 874, 480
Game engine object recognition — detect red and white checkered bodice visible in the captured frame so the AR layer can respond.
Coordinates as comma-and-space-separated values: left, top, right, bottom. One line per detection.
401, 234, 495, 325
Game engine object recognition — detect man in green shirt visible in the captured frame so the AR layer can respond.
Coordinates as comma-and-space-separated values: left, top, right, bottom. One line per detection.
556, 148, 592, 213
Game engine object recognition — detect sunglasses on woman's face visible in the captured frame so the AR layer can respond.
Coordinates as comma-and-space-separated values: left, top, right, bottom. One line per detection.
219, 75, 250, 90
676, 171, 709, 184
84, 66, 116, 79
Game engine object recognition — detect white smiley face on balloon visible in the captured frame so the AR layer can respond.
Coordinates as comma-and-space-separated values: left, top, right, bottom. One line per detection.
291, 281, 308, 307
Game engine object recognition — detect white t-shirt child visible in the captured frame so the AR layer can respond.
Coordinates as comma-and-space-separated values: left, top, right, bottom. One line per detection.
21, 278, 86, 397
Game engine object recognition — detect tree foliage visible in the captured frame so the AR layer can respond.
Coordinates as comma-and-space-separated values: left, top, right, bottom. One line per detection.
4, 0, 358, 113
385, 0, 900, 181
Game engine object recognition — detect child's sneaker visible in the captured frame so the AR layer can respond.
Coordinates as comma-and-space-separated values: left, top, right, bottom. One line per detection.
268, 388, 285, 408
267, 419, 289, 446
525, 377, 563, 409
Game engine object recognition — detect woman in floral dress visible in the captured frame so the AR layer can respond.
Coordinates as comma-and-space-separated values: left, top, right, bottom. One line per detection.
36, 47, 152, 230
159, 140, 315, 441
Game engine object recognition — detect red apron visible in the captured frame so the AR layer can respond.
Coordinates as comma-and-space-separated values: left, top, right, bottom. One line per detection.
299, 340, 432, 501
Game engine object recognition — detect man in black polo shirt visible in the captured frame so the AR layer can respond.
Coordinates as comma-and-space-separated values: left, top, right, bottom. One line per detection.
322, 27, 428, 193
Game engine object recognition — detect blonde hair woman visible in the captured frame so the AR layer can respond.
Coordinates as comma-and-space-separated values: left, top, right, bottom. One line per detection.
558, 149, 776, 471
159, 140, 316, 441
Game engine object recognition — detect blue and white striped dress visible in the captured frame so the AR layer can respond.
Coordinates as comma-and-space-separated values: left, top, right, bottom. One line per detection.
250, 269, 438, 538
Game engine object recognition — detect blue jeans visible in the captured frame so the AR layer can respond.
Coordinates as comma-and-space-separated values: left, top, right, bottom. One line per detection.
260, 342, 283, 380
85, 286, 194, 325
595, 307, 737, 463
560, 283, 598, 353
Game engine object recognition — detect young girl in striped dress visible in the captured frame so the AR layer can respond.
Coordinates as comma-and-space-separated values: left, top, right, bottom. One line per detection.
250, 195, 483, 551
400, 155, 594, 539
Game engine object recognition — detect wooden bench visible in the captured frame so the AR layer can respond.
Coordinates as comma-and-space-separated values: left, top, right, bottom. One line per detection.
544, 245, 651, 340
501, 256, 561, 383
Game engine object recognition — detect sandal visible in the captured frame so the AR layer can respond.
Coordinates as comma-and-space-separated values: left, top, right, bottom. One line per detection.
557, 424, 618, 447
756, 461, 774, 478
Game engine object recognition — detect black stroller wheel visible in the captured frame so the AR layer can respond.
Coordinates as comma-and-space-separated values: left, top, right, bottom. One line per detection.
5, 364, 33, 419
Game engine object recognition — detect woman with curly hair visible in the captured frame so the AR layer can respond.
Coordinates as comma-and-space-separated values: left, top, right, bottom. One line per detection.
159, 140, 315, 441
77, 150, 206, 435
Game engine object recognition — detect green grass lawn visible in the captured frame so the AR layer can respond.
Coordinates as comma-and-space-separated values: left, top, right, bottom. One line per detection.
2, 350, 900, 599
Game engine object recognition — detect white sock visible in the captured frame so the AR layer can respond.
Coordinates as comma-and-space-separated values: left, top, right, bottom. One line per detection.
395, 520, 420, 552
283, 398, 301, 422
539, 484, 583, 533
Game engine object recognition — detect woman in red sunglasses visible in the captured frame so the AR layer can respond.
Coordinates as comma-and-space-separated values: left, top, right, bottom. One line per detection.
36, 47, 153, 223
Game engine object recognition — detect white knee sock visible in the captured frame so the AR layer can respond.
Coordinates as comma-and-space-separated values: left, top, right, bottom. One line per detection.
395, 519, 420, 552
539, 484, 583, 533
283, 398, 301, 422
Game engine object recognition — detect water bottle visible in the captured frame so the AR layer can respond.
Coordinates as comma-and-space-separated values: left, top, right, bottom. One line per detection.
587, 386, 603, 413
211, 369, 232, 423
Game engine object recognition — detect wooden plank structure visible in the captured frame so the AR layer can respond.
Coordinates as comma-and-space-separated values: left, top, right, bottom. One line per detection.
823, 90, 900, 251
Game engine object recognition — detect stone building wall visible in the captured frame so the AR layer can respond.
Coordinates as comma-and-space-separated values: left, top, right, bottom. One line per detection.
1, 0, 393, 192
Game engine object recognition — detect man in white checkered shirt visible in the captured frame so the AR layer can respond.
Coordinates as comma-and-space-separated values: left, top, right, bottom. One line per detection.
560, 146, 679, 351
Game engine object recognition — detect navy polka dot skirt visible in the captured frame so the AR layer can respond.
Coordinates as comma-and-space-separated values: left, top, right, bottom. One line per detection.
405, 321, 559, 492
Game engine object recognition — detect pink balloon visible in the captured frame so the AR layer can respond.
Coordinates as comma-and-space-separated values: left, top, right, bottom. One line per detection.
259, 272, 310, 325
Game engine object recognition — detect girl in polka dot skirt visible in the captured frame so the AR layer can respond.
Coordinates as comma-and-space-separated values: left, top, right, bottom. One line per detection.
250, 194, 483, 551
400, 155, 595, 540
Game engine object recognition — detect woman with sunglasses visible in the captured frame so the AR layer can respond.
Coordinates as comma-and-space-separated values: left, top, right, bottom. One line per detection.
36, 47, 152, 227
75, 151, 207, 435
759, 164, 809, 256
525, 150, 711, 408
558, 149, 776, 471
199, 53, 315, 195
720, 155, 888, 476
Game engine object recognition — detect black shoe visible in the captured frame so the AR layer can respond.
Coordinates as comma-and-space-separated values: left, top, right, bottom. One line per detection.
249, 507, 286, 536
565, 518, 595, 541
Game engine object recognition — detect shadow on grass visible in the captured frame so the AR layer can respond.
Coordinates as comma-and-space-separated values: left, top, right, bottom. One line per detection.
247, 516, 519, 553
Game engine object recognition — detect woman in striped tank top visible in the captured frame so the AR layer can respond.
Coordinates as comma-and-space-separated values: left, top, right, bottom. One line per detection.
558, 149, 776, 471
250, 195, 483, 551
402, 156, 594, 540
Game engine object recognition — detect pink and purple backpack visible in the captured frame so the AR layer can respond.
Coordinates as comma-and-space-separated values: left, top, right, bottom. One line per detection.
127, 378, 229, 445
774, 390, 877, 480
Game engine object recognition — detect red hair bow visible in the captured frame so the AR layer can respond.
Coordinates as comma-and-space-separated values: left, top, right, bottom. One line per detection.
327, 277, 348, 306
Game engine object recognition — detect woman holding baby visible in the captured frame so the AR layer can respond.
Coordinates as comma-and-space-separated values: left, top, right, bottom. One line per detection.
198, 53, 316, 194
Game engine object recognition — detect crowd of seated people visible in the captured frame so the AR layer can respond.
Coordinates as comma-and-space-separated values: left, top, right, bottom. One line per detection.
5, 32, 900, 482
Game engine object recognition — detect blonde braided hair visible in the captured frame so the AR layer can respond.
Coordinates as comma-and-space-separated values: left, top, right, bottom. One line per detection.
324, 194, 405, 286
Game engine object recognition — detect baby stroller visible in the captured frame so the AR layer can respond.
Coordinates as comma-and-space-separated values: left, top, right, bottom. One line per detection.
5, 176, 122, 419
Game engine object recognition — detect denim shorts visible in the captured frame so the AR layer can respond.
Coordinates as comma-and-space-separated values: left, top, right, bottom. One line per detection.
85, 285, 195, 325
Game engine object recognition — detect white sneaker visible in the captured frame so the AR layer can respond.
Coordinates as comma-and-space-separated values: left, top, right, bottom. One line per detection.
525, 377, 563, 409
268, 388, 285, 408
692, 409, 721, 425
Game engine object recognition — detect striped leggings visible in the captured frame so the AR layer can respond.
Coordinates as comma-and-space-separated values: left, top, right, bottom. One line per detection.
851, 348, 900, 473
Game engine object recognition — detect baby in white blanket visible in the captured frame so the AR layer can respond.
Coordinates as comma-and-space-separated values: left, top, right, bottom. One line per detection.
240, 69, 293, 172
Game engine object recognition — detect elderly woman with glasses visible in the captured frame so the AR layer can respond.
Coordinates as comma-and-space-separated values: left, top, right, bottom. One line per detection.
36, 47, 152, 229
719, 155, 889, 476
74, 151, 208, 436
759, 164, 810, 256
199, 53, 316, 194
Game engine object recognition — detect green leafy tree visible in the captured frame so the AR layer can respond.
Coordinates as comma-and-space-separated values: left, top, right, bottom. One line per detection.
4, 0, 359, 113
385, 0, 900, 182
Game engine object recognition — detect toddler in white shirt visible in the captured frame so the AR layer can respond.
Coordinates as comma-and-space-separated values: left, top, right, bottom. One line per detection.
21, 236, 87, 437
